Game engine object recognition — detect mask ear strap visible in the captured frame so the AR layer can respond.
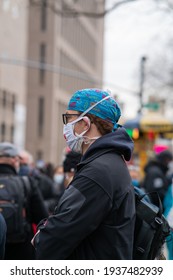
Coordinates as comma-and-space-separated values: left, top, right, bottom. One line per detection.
82, 116, 91, 129
75, 117, 91, 138
80, 95, 111, 117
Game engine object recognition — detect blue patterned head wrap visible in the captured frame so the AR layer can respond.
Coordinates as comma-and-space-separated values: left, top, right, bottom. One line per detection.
67, 88, 121, 130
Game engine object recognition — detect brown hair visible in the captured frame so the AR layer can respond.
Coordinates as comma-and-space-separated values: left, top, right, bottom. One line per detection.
86, 113, 113, 135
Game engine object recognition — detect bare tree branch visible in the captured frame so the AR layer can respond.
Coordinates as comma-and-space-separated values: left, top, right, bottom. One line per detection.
29, 0, 139, 18
146, 37, 173, 99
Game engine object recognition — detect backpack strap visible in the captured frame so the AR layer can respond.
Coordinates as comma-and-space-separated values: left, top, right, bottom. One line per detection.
148, 192, 163, 218
18, 176, 32, 222
134, 185, 163, 218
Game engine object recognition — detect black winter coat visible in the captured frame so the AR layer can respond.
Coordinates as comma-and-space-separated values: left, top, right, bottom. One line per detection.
0, 164, 48, 259
0, 213, 6, 259
142, 160, 170, 205
33, 172, 57, 214
34, 127, 136, 259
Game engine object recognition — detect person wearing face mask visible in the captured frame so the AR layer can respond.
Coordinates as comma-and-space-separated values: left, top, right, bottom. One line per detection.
53, 152, 81, 203
63, 151, 82, 188
32, 88, 135, 260
0, 142, 48, 259
53, 165, 64, 186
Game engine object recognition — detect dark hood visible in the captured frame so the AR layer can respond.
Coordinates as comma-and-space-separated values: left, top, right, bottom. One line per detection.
144, 159, 168, 174
144, 150, 172, 174
82, 127, 134, 162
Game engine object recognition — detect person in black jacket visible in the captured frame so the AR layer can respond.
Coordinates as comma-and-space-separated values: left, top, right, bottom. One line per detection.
142, 150, 173, 206
0, 213, 6, 259
32, 88, 136, 260
0, 142, 49, 260
19, 150, 57, 214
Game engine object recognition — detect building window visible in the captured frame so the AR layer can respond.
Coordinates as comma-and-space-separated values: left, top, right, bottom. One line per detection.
2, 0, 10, 12
1, 123, 6, 141
10, 125, 14, 142
38, 96, 44, 137
41, 0, 47, 31
12, 94, 16, 111
37, 150, 43, 160
39, 43, 46, 84
2, 90, 7, 107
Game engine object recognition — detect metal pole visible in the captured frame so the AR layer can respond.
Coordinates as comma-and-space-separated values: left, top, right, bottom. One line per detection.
138, 56, 147, 114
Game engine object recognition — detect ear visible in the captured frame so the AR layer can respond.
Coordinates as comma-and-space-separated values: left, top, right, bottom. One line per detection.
82, 116, 91, 129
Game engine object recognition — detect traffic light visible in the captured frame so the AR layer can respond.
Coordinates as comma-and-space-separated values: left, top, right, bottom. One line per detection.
126, 128, 139, 140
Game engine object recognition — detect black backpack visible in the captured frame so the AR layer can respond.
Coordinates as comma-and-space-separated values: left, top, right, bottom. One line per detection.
0, 175, 31, 243
133, 186, 170, 259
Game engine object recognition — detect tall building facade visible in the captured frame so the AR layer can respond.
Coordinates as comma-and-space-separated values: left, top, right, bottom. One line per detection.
0, 0, 105, 165
0, 0, 28, 147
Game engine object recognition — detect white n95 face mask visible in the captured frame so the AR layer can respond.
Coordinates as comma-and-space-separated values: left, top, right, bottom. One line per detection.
63, 116, 90, 153
53, 174, 64, 185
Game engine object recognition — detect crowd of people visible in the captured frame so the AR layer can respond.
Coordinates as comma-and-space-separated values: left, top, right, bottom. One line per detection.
0, 141, 81, 260
0, 88, 172, 260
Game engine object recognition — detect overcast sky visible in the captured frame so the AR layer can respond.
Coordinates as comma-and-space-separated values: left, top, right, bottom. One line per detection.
103, 0, 173, 119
